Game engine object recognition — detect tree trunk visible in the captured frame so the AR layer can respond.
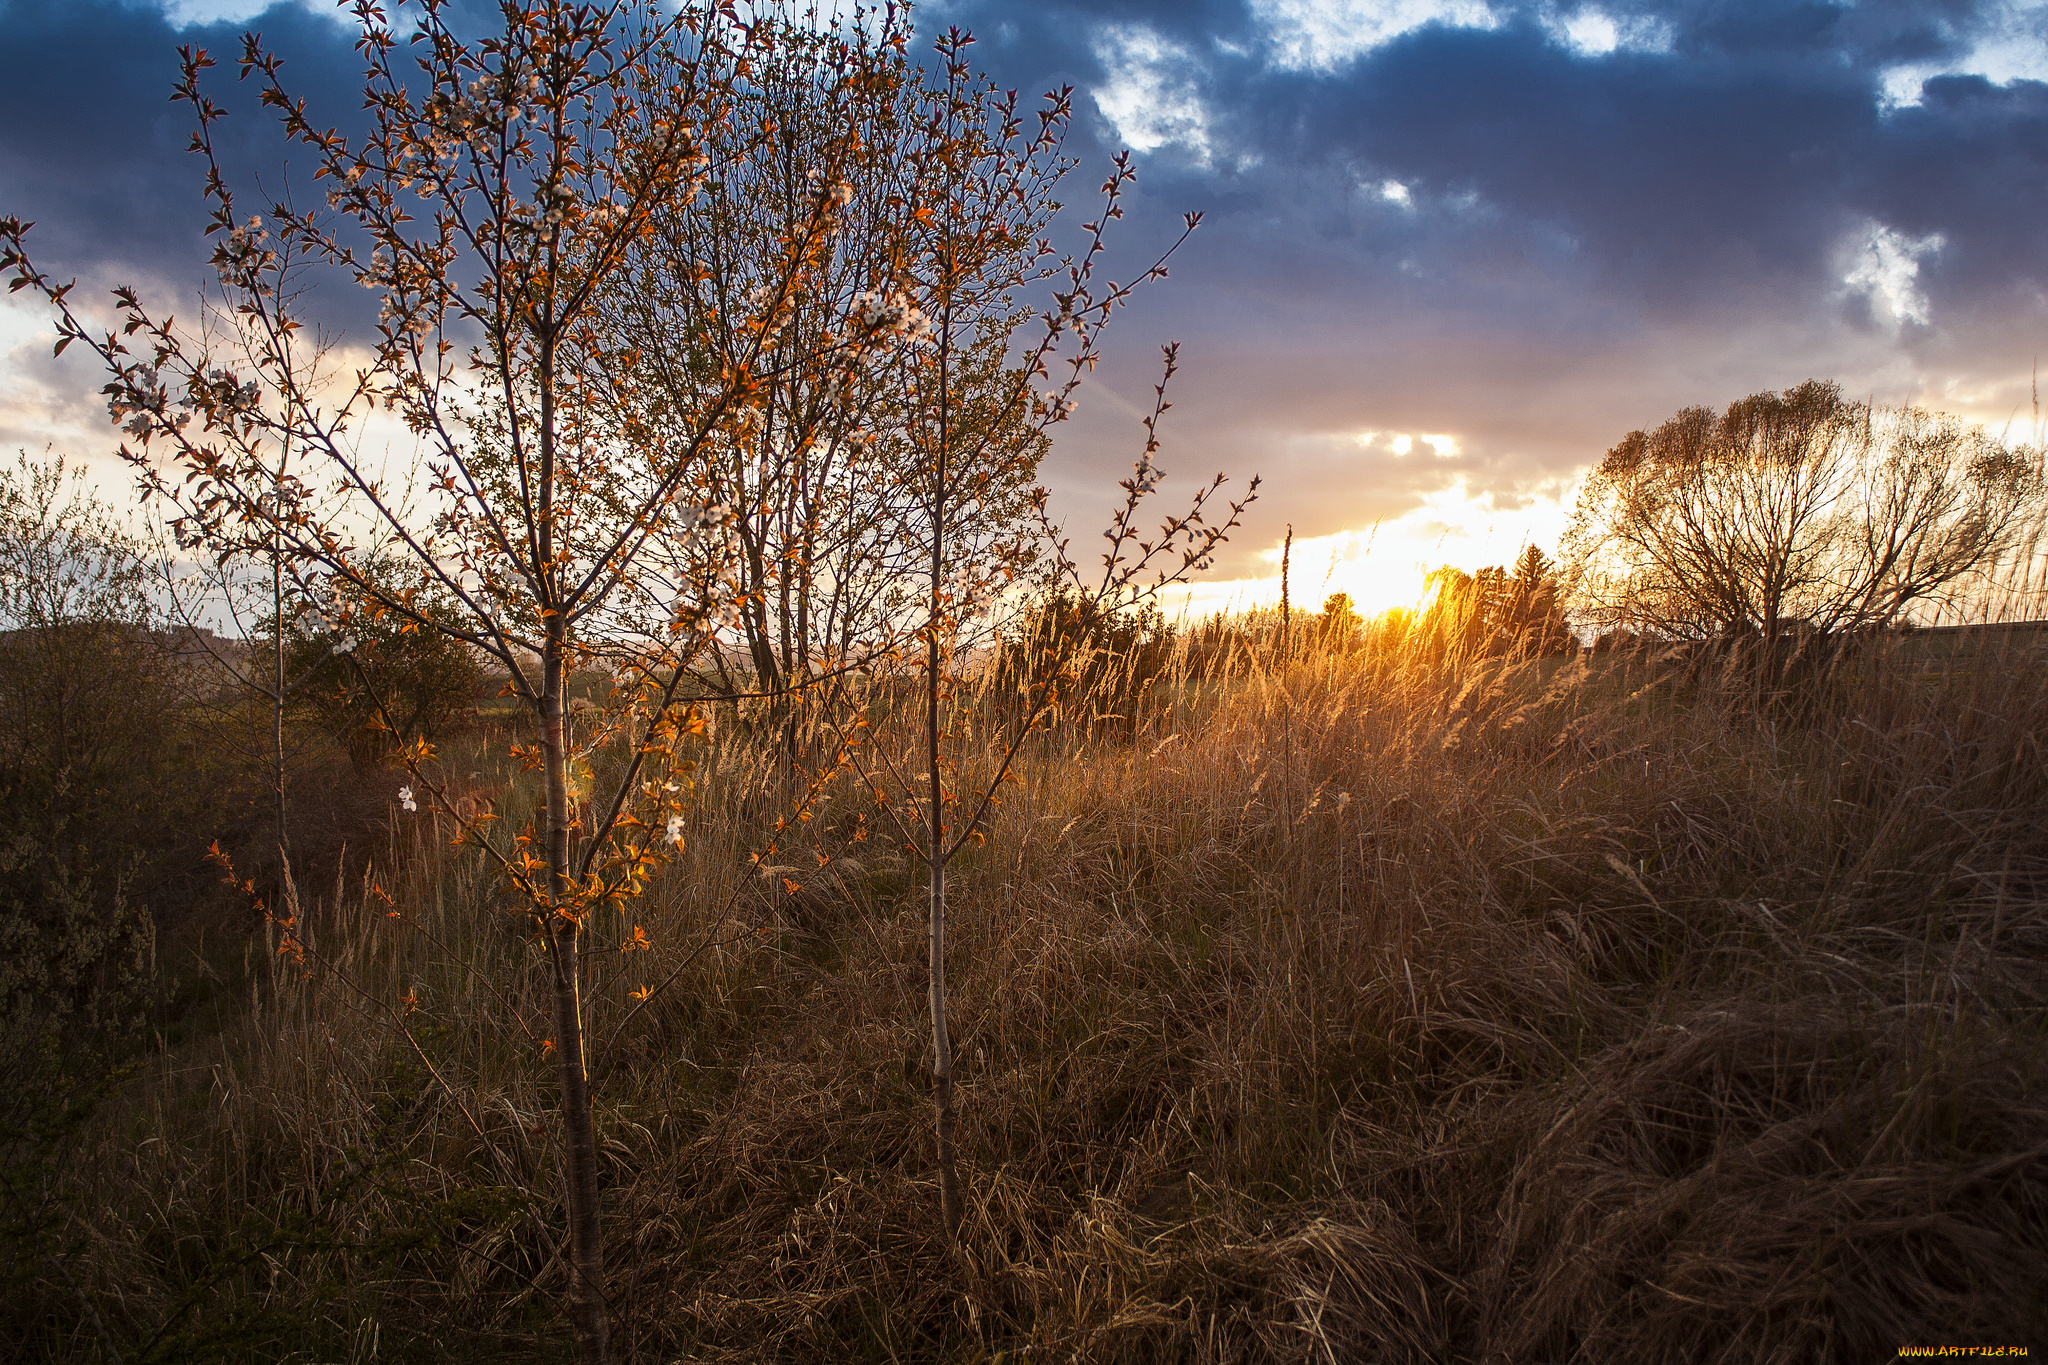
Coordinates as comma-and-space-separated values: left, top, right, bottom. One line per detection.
929, 852, 962, 1234
927, 304, 962, 1238
272, 544, 288, 871
545, 633, 609, 1363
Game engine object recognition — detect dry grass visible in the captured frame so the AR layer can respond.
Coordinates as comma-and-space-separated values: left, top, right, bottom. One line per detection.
11, 622, 2048, 1362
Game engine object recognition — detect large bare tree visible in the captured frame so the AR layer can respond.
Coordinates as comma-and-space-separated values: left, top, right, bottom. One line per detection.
1563, 379, 2046, 653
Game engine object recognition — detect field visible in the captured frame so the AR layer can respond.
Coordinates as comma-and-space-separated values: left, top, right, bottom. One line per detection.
7, 624, 2047, 1363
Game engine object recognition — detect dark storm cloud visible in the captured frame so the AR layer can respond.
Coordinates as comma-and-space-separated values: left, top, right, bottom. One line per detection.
9, 0, 2042, 340
0, 0, 365, 282
921, 0, 2048, 570
1245, 24, 1874, 311
947, 0, 2046, 320
5, 0, 2045, 578
1861, 74, 2048, 299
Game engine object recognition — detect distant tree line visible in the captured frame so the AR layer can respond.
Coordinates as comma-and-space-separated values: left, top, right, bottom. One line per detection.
1289, 545, 1572, 660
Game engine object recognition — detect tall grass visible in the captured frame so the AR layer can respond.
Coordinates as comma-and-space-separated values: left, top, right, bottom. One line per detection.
15, 618, 2048, 1361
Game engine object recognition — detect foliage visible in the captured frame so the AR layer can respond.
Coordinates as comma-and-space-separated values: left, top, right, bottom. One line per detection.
0, 453, 169, 1041
1314, 591, 1365, 652
992, 587, 1175, 733
5, 2, 821, 1355
602, 9, 1056, 700
283, 580, 485, 766
1562, 379, 2046, 650
8, 620, 2047, 1360
0, 455, 179, 1365
812, 31, 1255, 1232
0, 0, 1251, 1351
1421, 546, 1573, 657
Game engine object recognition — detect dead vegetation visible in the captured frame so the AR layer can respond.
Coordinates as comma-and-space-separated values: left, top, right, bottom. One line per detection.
9, 622, 2047, 1362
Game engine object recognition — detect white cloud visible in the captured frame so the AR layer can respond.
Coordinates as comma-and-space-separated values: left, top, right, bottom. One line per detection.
1543, 6, 1675, 58
1357, 430, 1459, 457
1092, 25, 1212, 160
1561, 9, 1618, 54
1878, 0, 2048, 108
1249, 0, 1497, 73
156, 0, 343, 28
1842, 223, 1945, 328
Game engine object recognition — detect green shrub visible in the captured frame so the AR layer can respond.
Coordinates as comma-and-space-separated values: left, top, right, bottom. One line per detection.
0, 454, 173, 1040
283, 586, 485, 765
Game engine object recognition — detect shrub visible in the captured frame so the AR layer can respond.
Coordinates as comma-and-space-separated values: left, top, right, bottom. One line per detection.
283, 587, 485, 767
0, 454, 172, 1041
991, 588, 1176, 734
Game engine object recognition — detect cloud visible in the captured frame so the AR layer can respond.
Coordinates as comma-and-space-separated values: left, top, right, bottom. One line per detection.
158, 0, 348, 28
1842, 223, 1946, 328
0, 0, 369, 282
1873, 0, 2048, 107
1249, 0, 1499, 72
1093, 23, 1215, 160
9, 0, 2048, 597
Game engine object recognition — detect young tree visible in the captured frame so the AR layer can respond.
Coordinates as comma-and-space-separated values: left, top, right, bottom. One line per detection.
600, 6, 1057, 714
823, 31, 1256, 1233
1494, 545, 1571, 654
1562, 380, 2046, 659
3, 3, 885, 1357
148, 461, 356, 888
1314, 590, 1364, 652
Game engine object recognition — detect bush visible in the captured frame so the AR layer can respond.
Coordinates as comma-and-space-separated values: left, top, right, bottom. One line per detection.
991, 588, 1175, 734
284, 585, 485, 766
0, 454, 173, 1041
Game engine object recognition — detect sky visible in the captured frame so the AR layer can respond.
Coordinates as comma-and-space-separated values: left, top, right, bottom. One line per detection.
3, 0, 2047, 617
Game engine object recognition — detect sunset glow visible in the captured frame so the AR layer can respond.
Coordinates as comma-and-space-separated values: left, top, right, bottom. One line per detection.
3, 0, 2045, 610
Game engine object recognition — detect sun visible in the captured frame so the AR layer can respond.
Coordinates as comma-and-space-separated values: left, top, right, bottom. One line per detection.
1162, 473, 1581, 624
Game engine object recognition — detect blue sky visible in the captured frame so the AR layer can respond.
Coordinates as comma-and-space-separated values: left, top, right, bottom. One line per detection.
4, 0, 2047, 611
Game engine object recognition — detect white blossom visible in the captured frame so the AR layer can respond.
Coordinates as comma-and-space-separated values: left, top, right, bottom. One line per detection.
398, 785, 418, 813
678, 502, 731, 543
1037, 390, 1077, 420
851, 289, 929, 339
1131, 451, 1164, 495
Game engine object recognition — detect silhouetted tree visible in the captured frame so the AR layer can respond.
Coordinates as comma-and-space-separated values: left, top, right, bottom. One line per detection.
1562, 381, 2045, 662
1315, 591, 1364, 652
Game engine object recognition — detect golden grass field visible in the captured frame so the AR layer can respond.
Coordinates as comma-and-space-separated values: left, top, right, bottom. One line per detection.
16, 620, 2048, 1362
